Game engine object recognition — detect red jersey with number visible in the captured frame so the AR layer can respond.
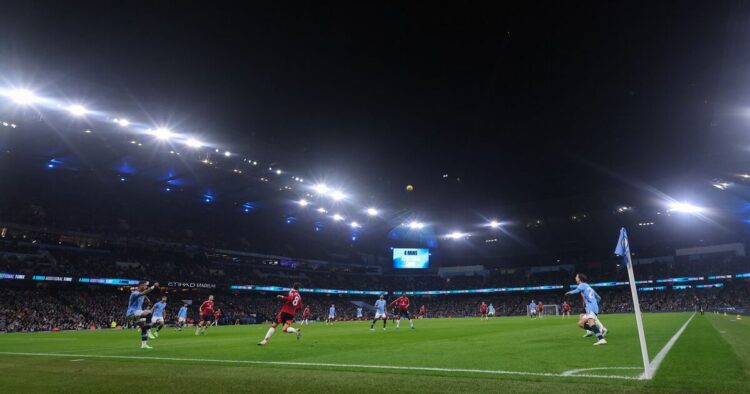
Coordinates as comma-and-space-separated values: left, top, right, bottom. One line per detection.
480, 304, 488, 314
200, 300, 214, 316
563, 303, 571, 312
214, 310, 221, 319
302, 307, 310, 318
280, 290, 302, 315
391, 296, 409, 311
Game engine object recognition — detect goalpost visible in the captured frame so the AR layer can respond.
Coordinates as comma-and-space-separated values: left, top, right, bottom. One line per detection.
526, 304, 559, 317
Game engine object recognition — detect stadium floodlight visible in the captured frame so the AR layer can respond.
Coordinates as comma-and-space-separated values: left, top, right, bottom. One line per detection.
446, 231, 467, 240
298, 199, 309, 207
330, 190, 346, 201
489, 220, 500, 229
186, 138, 203, 148
407, 221, 425, 230
332, 214, 344, 221
6, 88, 38, 105
350, 221, 361, 229
366, 207, 379, 216
152, 127, 173, 140
668, 202, 703, 214
712, 181, 731, 190
314, 183, 330, 195
276, 169, 282, 175
224, 151, 231, 157
317, 207, 328, 214
67, 104, 88, 117
114, 118, 130, 127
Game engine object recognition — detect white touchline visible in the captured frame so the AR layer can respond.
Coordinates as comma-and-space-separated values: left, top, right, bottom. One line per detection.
643, 312, 696, 380
0, 352, 641, 380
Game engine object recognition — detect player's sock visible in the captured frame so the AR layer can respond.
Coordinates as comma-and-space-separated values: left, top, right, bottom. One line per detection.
140, 325, 149, 342
586, 323, 604, 340
596, 320, 606, 331
409, 320, 414, 328
264, 327, 276, 341
396, 320, 400, 328
383, 319, 387, 328
157, 324, 163, 332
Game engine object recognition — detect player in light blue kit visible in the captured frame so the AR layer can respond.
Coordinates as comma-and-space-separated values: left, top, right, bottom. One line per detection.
566, 273, 607, 345
326, 304, 336, 325
488, 303, 495, 319
529, 300, 537, 318
356, 307, 363, 320
150, 296, 167, 338
176, 304, 188, 332
125, 281, 159, 349
369, 295, 388, 330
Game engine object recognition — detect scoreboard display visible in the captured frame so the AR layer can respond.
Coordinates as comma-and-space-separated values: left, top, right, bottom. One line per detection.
393, 248, 430, 269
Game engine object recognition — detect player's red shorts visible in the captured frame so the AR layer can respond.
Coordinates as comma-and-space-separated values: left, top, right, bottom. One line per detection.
275, 312, 295, 325
200, 313, 215, 323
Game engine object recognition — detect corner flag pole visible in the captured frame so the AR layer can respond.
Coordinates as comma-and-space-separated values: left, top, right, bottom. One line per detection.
615, 227, 652, 379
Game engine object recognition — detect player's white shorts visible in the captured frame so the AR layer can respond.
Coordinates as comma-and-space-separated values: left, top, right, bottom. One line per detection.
151, 316, 164, 324
374, 312, 387, 319
530, 310, 537, 315
583, 312, 599, 321
127, 310, 144, 320
488, 311, 495, 316
328, 315, 335, 319
178, 317, 186, 323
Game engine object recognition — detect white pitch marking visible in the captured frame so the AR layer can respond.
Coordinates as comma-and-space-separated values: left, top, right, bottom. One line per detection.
560, 366, 642, 377
0, 352, 641, 380
70, 359, 84, 362
642, 312, 696, 379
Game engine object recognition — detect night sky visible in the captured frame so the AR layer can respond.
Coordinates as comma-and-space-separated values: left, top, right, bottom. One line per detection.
0, 2, 738, 213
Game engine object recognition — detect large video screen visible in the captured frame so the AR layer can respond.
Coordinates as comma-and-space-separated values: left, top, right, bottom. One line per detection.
393, 248, 430, 269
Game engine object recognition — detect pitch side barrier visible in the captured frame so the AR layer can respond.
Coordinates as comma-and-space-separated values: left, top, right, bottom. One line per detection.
1, 272, 748, 295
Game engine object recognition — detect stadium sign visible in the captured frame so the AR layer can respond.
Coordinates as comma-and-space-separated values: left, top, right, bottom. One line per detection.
167, 281, 216, 289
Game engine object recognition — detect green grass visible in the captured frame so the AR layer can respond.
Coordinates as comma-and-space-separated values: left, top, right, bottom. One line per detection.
0, 312, 747, 393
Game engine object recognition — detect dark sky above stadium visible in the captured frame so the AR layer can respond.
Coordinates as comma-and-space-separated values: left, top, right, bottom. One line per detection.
0, 2, 738, 212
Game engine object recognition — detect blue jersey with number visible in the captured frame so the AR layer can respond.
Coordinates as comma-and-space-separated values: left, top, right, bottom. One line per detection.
329, 306, 336, 316
153, 301, 166, 318
356, 307, 363, 317
570, 283, 600, 315
127, 291, 144, 315
375, 299, 386, 314
178, 306, 188, 319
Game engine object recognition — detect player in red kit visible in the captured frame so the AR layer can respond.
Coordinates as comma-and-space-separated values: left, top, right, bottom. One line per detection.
195, 295, 215, 335
480, 301, 489, 320
302, 306, 311, 325
388, 295, 415, 329
562, 301, 571, 318
418, 305, 426, 319
212, 308, 222, 326
536, 301, 544, 318
258, 283, 303, 346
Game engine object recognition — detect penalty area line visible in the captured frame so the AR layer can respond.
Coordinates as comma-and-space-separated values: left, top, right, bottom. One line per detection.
0, 351, 641, 380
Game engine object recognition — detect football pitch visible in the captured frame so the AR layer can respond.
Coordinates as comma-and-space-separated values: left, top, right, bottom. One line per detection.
0, 312, 747, 393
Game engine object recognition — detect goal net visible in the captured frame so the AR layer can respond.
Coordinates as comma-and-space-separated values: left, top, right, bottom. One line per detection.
526, 304, 560, 317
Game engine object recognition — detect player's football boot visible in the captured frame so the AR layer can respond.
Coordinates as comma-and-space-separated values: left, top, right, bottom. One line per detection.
296, 329, 302, 341
141, 343, 153, 349
583, 331, 593, 337
257, 340, 268, 346
593, 339, 608, 346
148, 331, 156, 339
